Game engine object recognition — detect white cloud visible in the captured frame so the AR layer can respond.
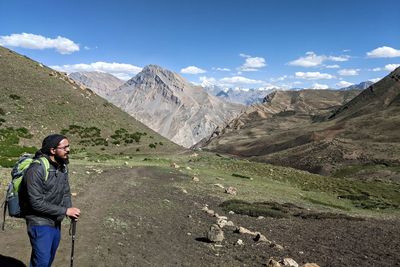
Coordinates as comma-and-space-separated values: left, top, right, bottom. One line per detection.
336, 81, 353, 88
51, 62, 142, 80
371, 67, 382, 72
199, 76, 217, 87
369, 78, 382, 83
328, 55, 350, 62
213, 67, 231, 71
219, 76, 264, 86
238, 54, 266, 72
288, 52, 325, 67
180, 66, 206, 74
0, 32, 79, 54
239, 53, 251, 58
295, 71, 335, 80
312, 83, 329, 89
288, 52, 349, 67
270, 75, 289, 82
384, 64, 400, 71
325, 64, 340, 69
338, 68, 360, 76
367, 46, 400, 58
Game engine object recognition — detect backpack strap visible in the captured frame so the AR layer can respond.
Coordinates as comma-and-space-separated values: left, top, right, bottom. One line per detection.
33, 157, 50, 182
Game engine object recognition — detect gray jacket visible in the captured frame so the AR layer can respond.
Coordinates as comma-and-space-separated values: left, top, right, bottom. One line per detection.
20, 153, 72, 227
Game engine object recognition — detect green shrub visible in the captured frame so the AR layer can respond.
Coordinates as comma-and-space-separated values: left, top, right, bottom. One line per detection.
149, 143, 156, 149
9, 94, 21, 100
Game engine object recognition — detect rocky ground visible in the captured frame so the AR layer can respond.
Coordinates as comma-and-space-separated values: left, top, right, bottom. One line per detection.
1, 165, 399, 266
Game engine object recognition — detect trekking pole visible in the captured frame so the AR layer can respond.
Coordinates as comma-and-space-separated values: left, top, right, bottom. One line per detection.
69, 219, 77, 267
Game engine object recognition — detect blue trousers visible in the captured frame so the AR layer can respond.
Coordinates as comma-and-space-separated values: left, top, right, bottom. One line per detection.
27, 225, 61, 267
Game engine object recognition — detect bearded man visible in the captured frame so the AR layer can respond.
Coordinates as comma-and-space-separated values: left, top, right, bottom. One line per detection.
20, 134, 80, 267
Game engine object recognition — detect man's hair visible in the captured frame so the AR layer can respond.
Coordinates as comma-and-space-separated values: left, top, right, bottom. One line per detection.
41, 134, 67, 155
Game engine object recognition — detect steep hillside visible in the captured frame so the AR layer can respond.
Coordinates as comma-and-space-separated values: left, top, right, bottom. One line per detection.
0, 46, 181, 166
69, 71, 124, 98
108, 65, 243, 147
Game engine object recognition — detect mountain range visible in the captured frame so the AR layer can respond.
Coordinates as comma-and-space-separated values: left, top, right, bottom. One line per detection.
106, 65, 243, 147
201, 68, 400, 180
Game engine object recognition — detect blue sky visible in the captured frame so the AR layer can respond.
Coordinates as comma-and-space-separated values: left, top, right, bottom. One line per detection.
1, 0, 399, 89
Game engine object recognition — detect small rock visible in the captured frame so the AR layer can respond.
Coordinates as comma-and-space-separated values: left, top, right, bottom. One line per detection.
207, 224, 224, 242
298, 251, 304, 255
71, 192, 78, 197
257, 216, 265, 220
190, 153, 198, 157
181, 188, 188, 194
85, 171, 90, 174
171, 163, 180, 169
280, 258, 298, 267
213, 183, 224, 189
216, 215, 228, 220
267, 258, 282, 267
238, 226, 256, 236
124, 161, 128, 165
254, 233, 270, 243
300, 264, 320, 267
186, 166, 192, 170
192, 176, 200, 182
270, 243, 284, 250
206, 209, 215, 216
228, 211, 235, 215
187, 232, 192, 236
225, 221, 235, 227
225, 186, 237, 195
236, 239, 244, 246
187, 215, 192, 219
216, 218, 228, 228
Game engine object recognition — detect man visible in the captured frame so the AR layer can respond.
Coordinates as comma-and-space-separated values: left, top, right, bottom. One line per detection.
20, 134, 81, 267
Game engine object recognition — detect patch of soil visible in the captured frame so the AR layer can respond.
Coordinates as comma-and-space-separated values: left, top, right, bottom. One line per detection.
1, 166, 399, 266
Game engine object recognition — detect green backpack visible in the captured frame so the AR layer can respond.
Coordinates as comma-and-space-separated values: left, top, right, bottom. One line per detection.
2, 154, 50, 230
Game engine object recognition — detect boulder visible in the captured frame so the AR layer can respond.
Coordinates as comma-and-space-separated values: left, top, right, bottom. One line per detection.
207, 224, 224, 242
280, 258, 298, 267
225, 186, 237, 195
300, 264, 320, 267
267, 259, 282, 267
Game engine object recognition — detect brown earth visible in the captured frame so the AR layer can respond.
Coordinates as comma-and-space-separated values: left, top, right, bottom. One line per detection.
1, 166, 399, 266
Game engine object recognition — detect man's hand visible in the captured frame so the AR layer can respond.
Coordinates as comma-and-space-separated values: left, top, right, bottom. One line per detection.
66, 207, 81, 219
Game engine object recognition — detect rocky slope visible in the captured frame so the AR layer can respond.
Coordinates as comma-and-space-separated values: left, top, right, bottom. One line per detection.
69, 71, 124, 98
108, 65, 244, 147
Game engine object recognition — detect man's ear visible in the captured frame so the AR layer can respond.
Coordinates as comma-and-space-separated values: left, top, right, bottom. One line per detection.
50, 147, 57, 155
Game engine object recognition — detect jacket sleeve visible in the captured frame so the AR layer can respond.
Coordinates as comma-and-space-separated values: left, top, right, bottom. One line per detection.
63, 175, 72, 209
25, 164, 67, 217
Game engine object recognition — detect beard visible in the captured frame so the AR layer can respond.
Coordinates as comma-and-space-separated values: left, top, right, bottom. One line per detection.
55, 154, 69, 165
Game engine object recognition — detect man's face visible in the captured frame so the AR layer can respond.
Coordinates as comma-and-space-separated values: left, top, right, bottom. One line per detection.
53, 138, 70, 162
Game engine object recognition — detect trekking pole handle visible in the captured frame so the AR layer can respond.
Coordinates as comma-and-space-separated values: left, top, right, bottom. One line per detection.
71, 219, 77, 236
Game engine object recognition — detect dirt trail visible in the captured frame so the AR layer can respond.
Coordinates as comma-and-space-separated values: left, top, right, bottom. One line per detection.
1, 166, 400, 266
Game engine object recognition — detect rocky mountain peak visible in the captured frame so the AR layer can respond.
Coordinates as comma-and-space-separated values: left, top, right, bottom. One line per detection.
130, 64, 187, 90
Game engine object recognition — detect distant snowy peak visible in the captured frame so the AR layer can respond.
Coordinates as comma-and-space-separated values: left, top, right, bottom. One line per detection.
205, 86, 275, 105
340, 81, 374, 91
